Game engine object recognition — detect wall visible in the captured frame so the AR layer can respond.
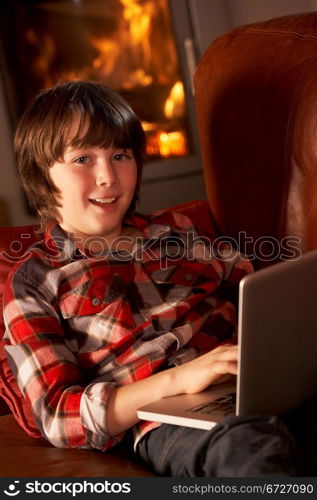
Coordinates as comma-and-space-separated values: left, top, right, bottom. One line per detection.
0, 78, 36, 226
226, 0, 317, 31
189, 0, 317, 58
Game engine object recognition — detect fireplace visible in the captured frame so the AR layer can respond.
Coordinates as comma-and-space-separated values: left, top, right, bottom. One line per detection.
0, 0, 205, 215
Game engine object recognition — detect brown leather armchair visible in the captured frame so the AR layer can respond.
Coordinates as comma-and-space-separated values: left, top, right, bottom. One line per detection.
1, 11, 317, 477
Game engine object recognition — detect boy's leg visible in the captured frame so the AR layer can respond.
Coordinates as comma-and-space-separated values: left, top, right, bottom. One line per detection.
281, 398, 317, 476
135, 415, 305, 477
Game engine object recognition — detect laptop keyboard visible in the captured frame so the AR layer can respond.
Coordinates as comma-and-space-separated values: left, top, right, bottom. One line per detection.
186, 392, 236, 417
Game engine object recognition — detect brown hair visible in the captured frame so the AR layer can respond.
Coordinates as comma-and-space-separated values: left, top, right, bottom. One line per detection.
14, 81, 146, 230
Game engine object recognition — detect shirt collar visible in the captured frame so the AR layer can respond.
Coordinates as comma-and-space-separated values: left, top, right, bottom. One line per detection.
44, 224, 83, 263
44, 212, 181, 264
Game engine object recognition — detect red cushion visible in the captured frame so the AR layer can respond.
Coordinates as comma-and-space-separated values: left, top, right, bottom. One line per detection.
159, 200, 217, 238
0, 225, 42, 437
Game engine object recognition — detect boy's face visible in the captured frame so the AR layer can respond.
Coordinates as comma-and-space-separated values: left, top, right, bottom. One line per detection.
49, 139, 137, 247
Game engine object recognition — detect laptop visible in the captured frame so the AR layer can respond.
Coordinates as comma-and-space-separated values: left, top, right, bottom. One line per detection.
137, 249, 317, 430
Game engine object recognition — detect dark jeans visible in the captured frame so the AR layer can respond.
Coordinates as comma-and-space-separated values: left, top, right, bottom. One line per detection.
135, 402, 317, 476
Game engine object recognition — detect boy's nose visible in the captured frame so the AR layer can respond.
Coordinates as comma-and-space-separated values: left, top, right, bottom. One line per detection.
96, 160, 117, 187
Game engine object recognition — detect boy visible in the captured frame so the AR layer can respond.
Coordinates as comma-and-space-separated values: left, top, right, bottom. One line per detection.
3, 81, 305, 476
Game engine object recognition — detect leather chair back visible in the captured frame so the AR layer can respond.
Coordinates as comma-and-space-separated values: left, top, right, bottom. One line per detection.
194, 13, 317, 263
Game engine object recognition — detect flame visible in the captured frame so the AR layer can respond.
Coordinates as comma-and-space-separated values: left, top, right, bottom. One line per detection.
120, 0, 154, 44
26, 29, 55, 88
120, 0, 151, 45
120, 0, 156, 81
164, 81, 185, 119
159, 131, 187, 157
88, 0, 154, 88
123, 69, 152, 89
89, 38, 120, 78
145, 130, 188, 157
141, 122, 158, 132
26, 0, 189, 160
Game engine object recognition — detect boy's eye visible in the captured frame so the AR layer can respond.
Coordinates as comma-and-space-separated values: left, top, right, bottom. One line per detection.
113, 153, 131, 161
74, 156, 90, 164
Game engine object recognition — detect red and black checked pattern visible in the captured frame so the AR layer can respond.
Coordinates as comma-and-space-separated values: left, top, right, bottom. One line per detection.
3, 210, 253, 451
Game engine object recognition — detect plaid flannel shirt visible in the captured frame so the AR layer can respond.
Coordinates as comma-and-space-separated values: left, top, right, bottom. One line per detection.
3, 210, 253, 451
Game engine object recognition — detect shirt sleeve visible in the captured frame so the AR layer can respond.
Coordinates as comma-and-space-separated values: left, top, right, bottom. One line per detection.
3, 266, 123, 451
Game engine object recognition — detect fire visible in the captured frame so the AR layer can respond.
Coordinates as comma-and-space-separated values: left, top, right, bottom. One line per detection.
26, 29, 55, 87
141, 122, 158, 132
24, 0, 189, 160
121, 0, 152, 46
159, 131, 187, 157
87, 0, 155, 88
164, 81, 185, 119
89, 38, 120, 79
141, 79, 188, 157
145, 129, 188, 158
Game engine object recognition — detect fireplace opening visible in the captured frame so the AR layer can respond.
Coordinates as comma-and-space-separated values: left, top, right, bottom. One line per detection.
1, 0, 194, 160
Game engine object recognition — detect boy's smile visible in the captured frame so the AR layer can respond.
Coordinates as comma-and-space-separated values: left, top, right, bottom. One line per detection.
49, 144, 137, 250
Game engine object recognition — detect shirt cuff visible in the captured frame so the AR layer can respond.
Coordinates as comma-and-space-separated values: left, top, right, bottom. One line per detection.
80, 381, 116, 447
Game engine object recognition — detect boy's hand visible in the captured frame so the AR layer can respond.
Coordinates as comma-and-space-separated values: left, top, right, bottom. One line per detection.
107, 343, 237, 436
172, 344, 238, 395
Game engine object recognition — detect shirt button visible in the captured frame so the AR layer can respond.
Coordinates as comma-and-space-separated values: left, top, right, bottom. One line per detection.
185, 273, 193, 281
91, 298, 101, 306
